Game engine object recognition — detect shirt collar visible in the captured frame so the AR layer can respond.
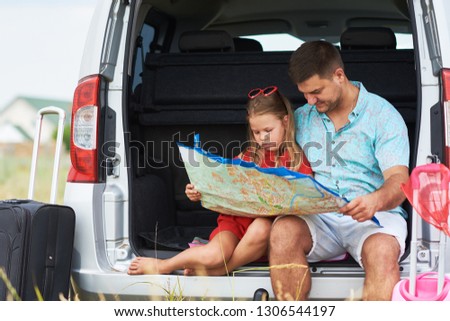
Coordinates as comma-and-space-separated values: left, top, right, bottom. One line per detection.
349, 81, 366, 121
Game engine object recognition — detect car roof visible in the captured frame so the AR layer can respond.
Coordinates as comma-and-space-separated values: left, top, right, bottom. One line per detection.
146, 0, 410, 43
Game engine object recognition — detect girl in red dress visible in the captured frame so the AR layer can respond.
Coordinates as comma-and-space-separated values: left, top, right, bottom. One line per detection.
128, 86, 312, 276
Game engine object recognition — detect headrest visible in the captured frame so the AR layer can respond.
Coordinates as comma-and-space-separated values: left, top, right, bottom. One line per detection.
179, 30, 234, 52
340, 27, 396, 50
233, 37, 263, 52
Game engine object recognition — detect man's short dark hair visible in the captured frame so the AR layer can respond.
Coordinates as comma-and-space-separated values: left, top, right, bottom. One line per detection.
288, 40, 344, 84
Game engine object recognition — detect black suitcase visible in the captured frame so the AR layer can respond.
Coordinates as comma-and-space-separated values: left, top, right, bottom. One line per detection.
0, 107, 75, 301
0, 200, 75, 300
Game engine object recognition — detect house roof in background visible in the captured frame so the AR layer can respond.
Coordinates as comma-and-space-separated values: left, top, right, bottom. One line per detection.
0, 123, 31, 143
1, 95, 71, 112
17, 96, 71, 113
13, 124, 33, 140
0, 95, 72, 126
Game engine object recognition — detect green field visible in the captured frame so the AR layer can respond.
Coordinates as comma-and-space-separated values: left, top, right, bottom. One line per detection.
0, 149, 70, 204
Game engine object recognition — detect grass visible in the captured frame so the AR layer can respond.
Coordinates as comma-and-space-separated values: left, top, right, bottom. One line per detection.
1, 145, 357, 301
0, 267, 21, 301
0, 144, 70, 204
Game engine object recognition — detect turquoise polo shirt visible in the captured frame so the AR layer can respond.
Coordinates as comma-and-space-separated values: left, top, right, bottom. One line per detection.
294, 82, 409, 218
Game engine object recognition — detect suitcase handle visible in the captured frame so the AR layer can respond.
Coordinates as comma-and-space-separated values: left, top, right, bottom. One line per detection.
410, 163, 450, 190
28, 107, 66, 204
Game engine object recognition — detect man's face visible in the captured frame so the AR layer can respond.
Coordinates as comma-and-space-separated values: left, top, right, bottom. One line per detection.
297, 71, 344, 114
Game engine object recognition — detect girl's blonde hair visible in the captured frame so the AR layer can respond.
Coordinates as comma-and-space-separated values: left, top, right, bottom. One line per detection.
245, 88, 304, 171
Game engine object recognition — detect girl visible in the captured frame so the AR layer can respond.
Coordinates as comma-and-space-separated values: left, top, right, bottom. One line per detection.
128, 86, 312, 276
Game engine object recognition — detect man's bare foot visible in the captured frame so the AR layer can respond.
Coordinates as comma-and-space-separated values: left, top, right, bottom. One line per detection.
127, 257, 164, 275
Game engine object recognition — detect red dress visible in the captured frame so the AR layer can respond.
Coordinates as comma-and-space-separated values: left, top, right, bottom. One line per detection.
209, 149, 312, 240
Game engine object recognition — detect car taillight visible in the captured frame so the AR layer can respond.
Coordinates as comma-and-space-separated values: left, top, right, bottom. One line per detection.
443, 69, 450, 166
67, 75, 100, 183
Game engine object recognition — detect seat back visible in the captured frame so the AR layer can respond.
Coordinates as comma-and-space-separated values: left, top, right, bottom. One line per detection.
178, 30, 235, 53
340, 27, 397, 50
233, 37, 263, 52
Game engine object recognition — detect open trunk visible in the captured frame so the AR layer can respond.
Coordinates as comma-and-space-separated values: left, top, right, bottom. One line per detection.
125, 8, 417, 270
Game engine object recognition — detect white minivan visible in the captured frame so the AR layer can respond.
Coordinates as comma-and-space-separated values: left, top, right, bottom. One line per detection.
65, 0, 450, 300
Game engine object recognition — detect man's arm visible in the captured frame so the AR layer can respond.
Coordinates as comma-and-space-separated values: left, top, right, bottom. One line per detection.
339, 165, 409, 222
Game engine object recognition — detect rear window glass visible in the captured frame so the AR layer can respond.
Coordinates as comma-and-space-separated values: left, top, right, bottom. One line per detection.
242, 34, 302, 51
243, 32, 413, 51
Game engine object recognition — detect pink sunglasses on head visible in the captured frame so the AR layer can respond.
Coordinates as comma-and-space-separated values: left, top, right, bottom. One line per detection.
248, 86, 278, 99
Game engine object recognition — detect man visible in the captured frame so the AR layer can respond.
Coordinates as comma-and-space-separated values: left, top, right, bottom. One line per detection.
269, 40, 409, 300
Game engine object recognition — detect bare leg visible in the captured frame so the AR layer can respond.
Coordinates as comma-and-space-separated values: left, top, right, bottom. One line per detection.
189, 218, 272, 276
127, 231, 239, 275
361, 233, 400, 300
269, 216, 312, 300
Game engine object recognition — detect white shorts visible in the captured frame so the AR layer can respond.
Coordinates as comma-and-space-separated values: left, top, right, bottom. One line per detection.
297, 212, 407, 267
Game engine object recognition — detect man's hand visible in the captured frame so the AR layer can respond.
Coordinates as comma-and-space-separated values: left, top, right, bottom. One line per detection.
339, 165, 409, 222
339, 193, 379, 222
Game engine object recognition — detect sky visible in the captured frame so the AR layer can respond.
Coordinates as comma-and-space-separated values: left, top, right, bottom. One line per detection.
0, 0, 98, 110
0, 0, 414, 111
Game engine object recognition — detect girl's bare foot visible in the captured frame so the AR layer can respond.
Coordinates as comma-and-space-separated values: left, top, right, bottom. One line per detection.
203, 266, 232, 276
183, 265, 231, 276
183, 268, 195, 276
127, 257, 163, 275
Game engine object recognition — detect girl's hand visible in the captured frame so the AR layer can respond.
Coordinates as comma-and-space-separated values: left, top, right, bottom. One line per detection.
185, 183, 201, 202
